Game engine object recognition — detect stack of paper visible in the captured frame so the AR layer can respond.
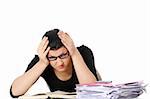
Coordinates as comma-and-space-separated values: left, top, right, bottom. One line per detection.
76, 81, 146, 99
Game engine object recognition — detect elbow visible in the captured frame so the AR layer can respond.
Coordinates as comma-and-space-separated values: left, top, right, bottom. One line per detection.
79, 76, 97, 84
10, 86, 23, 98
10, 85, 25, 98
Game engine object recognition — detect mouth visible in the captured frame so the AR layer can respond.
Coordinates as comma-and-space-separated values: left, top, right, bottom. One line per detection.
58, 65, 65, 69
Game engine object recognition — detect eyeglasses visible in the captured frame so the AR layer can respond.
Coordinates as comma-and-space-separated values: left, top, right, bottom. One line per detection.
48, 52, 69, 61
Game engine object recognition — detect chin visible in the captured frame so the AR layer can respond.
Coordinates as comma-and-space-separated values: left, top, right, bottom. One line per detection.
56, 67, 67, 72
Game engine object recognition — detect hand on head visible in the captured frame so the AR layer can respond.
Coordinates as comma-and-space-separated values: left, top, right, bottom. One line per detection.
58, 31, 76, 56
37, 36, 50, 65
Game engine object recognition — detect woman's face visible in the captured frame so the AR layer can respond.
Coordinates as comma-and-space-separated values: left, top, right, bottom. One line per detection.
48, 46, 72, 72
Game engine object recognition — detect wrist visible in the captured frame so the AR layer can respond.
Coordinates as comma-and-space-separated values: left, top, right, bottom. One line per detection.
71, 48, 79, 58
38, 60, 49, 68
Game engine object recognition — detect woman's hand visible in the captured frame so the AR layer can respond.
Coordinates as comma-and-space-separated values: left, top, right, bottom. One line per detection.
58, 31, 77, 56
37, 36, 50, 66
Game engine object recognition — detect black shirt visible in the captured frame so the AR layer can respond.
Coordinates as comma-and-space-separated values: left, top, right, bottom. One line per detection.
10, 45, 98, 98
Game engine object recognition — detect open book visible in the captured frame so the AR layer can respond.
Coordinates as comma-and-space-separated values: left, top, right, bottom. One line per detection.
18, 91, 76, 99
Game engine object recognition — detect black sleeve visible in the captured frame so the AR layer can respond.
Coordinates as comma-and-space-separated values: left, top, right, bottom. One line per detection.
77, 45, 98, 80
25, 55, 39, 72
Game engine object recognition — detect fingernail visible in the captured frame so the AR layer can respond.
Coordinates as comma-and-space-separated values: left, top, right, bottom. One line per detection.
59, 31, 63, 34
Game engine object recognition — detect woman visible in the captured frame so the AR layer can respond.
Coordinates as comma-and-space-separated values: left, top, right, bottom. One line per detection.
10, 29, 100, 98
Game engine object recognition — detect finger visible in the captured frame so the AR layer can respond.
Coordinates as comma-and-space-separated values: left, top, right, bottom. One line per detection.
61, 39, 68, 47
61, 38, 73, 51
57, 31, 63, 35
58, 31, 65, 39
38, 37, 48, 52
42, 36, 48, 47
58, 32, 71, 43
60, 33, 73, 50
44, 46, 50, 56
63, 32, 72, 41
37, 37, 48, 54
63, 36, 73, 47
41, 40, 49, 53
38, 36, 48, 49
64, 32, 69, 36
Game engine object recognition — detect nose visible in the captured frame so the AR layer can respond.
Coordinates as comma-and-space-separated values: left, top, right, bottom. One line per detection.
56, 57, 63, 65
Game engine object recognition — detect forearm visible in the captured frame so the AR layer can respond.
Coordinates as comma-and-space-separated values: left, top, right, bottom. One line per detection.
11, 61, 47, 96
71, 48, 97, 84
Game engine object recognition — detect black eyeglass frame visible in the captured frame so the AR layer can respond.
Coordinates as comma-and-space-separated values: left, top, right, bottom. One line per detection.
48, 51, 70, 61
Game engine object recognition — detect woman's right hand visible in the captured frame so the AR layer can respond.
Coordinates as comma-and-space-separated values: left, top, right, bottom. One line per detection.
37, 36, 50, 66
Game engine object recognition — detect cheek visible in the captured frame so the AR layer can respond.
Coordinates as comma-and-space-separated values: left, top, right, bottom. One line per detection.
63, 58, 71, 66
49, 61, 56, 68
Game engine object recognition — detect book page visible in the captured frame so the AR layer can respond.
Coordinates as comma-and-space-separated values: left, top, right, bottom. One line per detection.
18, 91, 76, 99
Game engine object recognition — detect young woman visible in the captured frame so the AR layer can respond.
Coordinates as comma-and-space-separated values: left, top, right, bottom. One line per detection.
10, 29, 100, 98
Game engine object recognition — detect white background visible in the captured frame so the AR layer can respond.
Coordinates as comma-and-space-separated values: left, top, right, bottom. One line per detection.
0, 0, 149, 98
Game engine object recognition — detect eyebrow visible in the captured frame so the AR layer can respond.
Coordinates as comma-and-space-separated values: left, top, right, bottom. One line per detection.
48, 52, 68, 57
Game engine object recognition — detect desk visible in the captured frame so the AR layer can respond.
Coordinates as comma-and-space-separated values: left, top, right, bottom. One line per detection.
17, 78, 150, 99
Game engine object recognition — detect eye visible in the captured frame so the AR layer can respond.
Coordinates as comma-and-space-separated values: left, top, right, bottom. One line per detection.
59, 52, 69, 59
48, 56, 57, 61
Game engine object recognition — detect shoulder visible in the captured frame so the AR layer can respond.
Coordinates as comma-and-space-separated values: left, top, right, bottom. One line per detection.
77, 45, 94, 58
77, 44, 91, 50
25, 55, 39, 72
29, 55, 39, 65
77, 45, 95, 67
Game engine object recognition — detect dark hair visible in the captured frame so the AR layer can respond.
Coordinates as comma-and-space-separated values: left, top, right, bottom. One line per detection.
42, 29, 64, 50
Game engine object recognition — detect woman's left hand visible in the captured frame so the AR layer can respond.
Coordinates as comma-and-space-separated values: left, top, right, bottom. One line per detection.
58, 31, 77, 56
